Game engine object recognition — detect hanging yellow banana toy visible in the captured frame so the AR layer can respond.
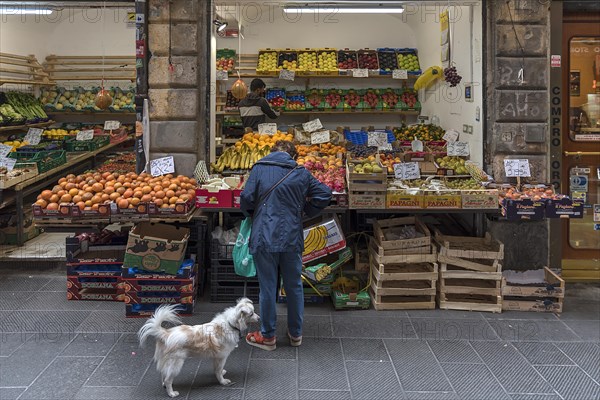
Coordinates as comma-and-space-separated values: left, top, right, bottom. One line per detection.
413, 66, 443, 90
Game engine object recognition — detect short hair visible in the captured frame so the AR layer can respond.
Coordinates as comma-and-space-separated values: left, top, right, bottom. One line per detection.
271, 140, 297, 159
250, 78, 266, 92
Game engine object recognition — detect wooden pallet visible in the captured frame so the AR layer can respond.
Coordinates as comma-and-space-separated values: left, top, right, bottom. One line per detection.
372, 216, 431, 251
435, 232, 504, 260
502, 267, 564, 313
0, 52, 53, 86
44, 55, 136, 82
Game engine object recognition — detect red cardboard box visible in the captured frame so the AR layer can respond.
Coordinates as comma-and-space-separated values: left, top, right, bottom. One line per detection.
67, 276, 121, 290
195, 188, 233, 208
233, 189, 243, 208
118, 276, 196, 294
67, 288, 123, 301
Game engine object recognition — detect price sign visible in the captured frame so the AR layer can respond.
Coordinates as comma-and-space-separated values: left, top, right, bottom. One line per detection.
448, 141, 470, 156
0, 157, 16, 172
302, 118, 323, 133
279, 69, 295, 81
311, 130, 330, 145
393, 162, 420, 180
150, 156, 175, 177
258, 123, 277, 135
368, 131, 388, 148
392, 69, 408, 80
504, 159, 531, 177
411, 139, 424, 152
0, 144, 12, 159
442, 129, 459, 142
352, 68, 368, 78
24, 128, 43, 145
104, 120, 121, 130
379, 143, 393, 151
76, 130, 94, 141
216, 70, 229, 81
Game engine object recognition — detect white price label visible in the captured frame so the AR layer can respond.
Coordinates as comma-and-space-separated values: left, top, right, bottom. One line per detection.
504, 159, 531, 177
258, 123, 277, 135
352, 68, 368, 78
442, 129, 459, 142
447, 141, 470, 156
104, 120, 121, 130
216, 70, 229, 80
279, 69, 295, 81
411, 139, 424, 152
150, 156, 175, 177
367, 131, 388, 148
393, 162, 420, 180
392, 69, 408, 80
76, 130, 95, 141
311, 130, 330, 145
302, 118, 323, 133
0, 157, 16, 172
379, 143, 393, 151
24, 128, 43, 145
0, 144, 12, 158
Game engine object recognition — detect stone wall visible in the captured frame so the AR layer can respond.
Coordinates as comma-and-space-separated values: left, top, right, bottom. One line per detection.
147, 0, 209, 176
485, 0, 551, 270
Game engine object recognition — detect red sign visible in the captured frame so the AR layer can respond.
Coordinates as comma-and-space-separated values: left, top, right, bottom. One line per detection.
551, 55, 561, 68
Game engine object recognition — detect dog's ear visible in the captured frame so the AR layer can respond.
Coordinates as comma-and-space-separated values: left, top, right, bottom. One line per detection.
236, 297, 253, 305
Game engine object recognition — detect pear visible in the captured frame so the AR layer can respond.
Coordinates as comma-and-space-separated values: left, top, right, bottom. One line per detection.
372, 164, 383, 173
363, 164, 373, 173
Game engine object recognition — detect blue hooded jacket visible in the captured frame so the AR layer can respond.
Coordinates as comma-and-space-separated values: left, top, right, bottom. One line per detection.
240, 151, 332, 254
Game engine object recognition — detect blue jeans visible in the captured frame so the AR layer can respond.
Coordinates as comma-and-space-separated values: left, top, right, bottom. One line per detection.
253, 251, 304, 339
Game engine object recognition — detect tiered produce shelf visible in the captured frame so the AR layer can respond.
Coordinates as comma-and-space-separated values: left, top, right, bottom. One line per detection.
44, 55, 136, 82
0, 52, 54, 86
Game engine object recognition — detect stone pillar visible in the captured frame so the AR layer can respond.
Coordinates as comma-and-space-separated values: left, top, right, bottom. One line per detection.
147, 0, 209, 176
484, 0, 551, 270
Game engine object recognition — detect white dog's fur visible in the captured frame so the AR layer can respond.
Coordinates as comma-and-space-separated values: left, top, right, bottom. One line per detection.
138, 298, 259, 397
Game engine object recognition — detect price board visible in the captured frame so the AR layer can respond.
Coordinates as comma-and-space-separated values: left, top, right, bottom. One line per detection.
367, 131, 388, 148
503, 159, 531, 177
0, 144, 12, 159
0, 157, 16, 172
279, 69, 295, 81
258, 123, 277, 135
302, 118, 323, 133
24, 128, 43, 145
352, 68, 368, 78
392, 69, 408, 80
216, 70, 229, 81
76, 130, 95, 141
442, 129, 459, 142
150, 156, 175, 177
393, 162, 420, 180
447, 141, 470, 156
311, 130, 330, 145
104, 120, 121, 130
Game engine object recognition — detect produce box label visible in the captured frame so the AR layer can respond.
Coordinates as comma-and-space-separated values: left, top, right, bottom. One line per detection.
461, 192, 499, 209
67, 276, 121, 290
502, 199, 545, 220
111, 202, 153, 216
349, 193, 386, 209
386, 193, 425, 209
195, 188, 233, 208
122, 292, 195, 305
118, 276, 196, 294
121, 263, 196, 279
67, 288, 122, 302
233, 189, 242, 208
545, 198, 584, 219
302, 217, 346, 263
150, 199, 194, 215
33, 203, 72, 218
423, 195, 462, 209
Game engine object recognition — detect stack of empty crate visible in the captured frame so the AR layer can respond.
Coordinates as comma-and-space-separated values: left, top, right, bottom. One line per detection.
502, 267, 565, 313
210, 239, 259, 302
369, 217, 438, 310
436, 232, 504, 313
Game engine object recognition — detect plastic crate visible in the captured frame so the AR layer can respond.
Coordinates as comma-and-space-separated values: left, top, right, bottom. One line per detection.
10, 150, 67, 173
63, 135, 110, 152
376, 48, 398, 74
210, 280, 260, 303
344, 129, 395, 145
211, 259, 258, 283
109, 87, 135, 113
285, 91, 306, 111
211, 239, 234, 260
266, 88, 286, 109
396, 48, 422, 75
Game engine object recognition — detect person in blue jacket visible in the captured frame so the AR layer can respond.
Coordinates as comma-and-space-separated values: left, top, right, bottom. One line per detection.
240, 140, 332, 351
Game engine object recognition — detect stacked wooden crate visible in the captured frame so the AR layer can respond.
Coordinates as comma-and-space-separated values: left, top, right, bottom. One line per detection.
369, 217, 438, 310
436, 232, 504, 313
502, 267, 565, 313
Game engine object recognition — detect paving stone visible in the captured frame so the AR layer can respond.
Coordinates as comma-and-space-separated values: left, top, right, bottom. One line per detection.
0, 331, 29, 356
38, 277, 65, 292
347, 361, 403, 399
0, 292, 34, 310
298, 338, 348, 391
0, 310, 87, 333
404, 392, 459, 400
513, 342, 574, 365
563, 320, 600, 342
244, 359, 296, 400
407, 309, 484, 319
535, 365, 600, 400
275, 315, 332, 339
427, 340, 483, 363
18, 356, 102, 400
77, 311, 146, 333
554, 342, 600, 381
509, 395, 561, 400
20, 291, 100, 311
193, 345, 250, 389
0, 276, 51, 292
251, 344, 296, 360
188, 387, 243, 400
298, 390, 351, 400
385, 339, 452, 392
412, 319, 499, 341
443, 363, 511, 400
487, 320, 581, 342
61, 333, 121, 357
136, 358, 200, 399
484, 311, 560, 321
559, 299, 600, 320
0, 387, 25, 400
342, 338, 390, 361
75, 386, 161, 400
332, 316, 415, 338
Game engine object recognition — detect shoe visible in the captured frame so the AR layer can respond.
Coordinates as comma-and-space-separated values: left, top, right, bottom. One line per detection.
246, 331, 276, 351
287, 331, 302, 347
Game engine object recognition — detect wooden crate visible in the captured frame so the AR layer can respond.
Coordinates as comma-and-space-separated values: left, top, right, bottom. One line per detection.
371, 292, 436, 310
438, 293, 503, 313
369, 237, 437, 265
437, 254, 502, 273
348, 190, 386, 209
372, 216, 431, 250
435, 232, 504, 260
439, 265, 503, 313
502, 267, 564, 313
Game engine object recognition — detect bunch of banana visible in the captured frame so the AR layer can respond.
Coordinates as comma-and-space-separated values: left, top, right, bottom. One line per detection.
211, 143, 271, 172
314, 265, 332, 282
413, 66, 443, 90
302, 225, 328, 256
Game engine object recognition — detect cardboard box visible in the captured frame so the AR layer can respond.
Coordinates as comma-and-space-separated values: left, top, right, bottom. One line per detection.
502, 198, 545, 221
121, 261, 196, 279
33, 203, 72, 218
125, 302, 194, 318
544, 198, 584, 218
386, 190, 425, 209
121, 291, 195, 305
233, 189, 243, 208
302, 216, 346, 263
123, 222, 190, 275
0, 217, 39, 245
118, 276, 196, 294
66, 232, 128, 265
195, 188, 233, 208
67, 264, 122, 277
302, 247, 353, 283
461, 191, 500, 209
150, 199, 195, 216
423, 193, 462, 209
67, 288, 123, 301
67, 276, 121, 290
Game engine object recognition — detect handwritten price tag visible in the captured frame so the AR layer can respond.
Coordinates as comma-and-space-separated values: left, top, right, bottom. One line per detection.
311, 130, 330, 145
367, 131, 388, 148
504, 159, 531, 177
393, 162, 420, 180
392, 69, 408, 80
302, 118, 323, 133
24, 128, 43, 145
258, 123, 277, 135
0, 144, 12, 159
352, 68, 368, 78
104, 120, 121, 130
411, 139, 424, 152
442, 129, 459, 142
216, 70, 229, 80
76, 130, 94, 141
150, 156, 175, 177
279, 69, 295, 81
448, 141, 470, 156
379, 143, 393, 151
0, 157, 16, 172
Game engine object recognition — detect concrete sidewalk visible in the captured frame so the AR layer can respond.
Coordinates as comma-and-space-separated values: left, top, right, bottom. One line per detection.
0, 269, 598, 400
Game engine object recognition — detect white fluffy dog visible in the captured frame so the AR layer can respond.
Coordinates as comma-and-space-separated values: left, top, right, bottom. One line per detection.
138, 298, 259, 398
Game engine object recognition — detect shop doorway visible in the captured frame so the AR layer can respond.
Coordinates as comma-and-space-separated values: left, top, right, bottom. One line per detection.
561, 13, 600, 281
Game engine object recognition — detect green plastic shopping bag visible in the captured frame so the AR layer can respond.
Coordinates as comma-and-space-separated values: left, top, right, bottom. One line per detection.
232, 217, 256, 277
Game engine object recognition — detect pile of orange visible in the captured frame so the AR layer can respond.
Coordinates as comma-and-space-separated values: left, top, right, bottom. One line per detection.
296, 143, 346, 157
237, 131, 294, 150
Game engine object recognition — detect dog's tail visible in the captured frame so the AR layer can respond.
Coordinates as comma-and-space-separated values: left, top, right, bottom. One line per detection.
138, 304, 183, 347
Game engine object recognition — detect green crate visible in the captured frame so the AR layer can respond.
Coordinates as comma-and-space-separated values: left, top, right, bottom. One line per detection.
11, 150, 67, 173
63, 135, 110, 152
216, 48, 236, 59
331, 289, 371, 310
